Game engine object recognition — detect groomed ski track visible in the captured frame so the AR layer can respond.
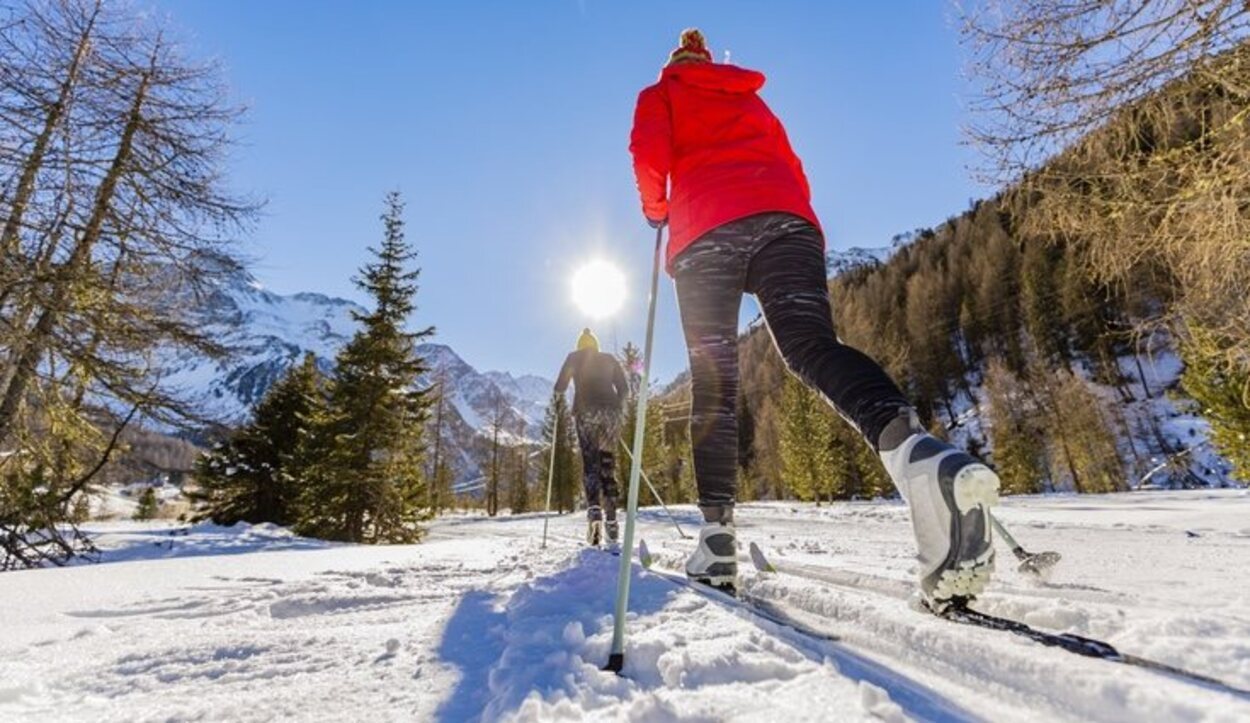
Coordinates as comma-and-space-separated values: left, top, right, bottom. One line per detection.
1, 491, 1248, 721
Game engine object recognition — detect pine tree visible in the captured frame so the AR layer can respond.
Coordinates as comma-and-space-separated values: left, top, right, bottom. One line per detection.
984, 359, 1048, 494
134, 487, 159, 521
191, 353, 323, 526
509, 446, 530, 514
827, 416, 893, 500
296, 192, 435, 543
538, 391, 578, 513
737, 391, 758, 500
1031, 363, 1125, 493
1021, 239, 1069, 367
778, 375, 842, 503
426, 372, 452, 515
1180, 327, 1250, 484
480, 388, 510, 517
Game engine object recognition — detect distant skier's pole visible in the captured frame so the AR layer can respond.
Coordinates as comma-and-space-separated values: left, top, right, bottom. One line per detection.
541, 414, 560, 549
605, 225, 663, 674
617, 439, 690, 539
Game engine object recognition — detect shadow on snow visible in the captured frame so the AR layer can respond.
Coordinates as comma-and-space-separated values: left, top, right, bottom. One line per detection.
433, 546, 976, 722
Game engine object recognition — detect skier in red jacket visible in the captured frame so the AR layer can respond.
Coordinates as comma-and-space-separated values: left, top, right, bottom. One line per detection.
629, 29, 1002, 611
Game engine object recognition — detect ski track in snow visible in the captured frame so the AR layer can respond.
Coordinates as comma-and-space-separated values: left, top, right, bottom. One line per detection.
1, 490, 1249, 722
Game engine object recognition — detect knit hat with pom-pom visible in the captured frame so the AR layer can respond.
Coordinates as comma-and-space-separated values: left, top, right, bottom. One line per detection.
667, 28, 712, 66
576, 328, 600, 352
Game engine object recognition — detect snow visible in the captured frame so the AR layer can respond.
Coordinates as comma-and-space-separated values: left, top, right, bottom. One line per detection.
2, 491, 1249, 721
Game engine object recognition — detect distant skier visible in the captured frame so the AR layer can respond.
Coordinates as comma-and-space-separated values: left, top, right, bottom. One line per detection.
628, 29, 1001, 610
554, 328, 629, 545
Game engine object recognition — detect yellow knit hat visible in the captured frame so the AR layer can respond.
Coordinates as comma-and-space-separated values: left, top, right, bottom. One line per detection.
576, 328, 599, 352
667, 28, 712, 67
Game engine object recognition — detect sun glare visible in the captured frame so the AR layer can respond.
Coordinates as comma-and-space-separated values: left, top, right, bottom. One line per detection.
570, 260, 627, 319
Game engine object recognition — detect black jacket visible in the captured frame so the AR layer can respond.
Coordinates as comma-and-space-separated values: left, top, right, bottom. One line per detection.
555, 349, 628, 414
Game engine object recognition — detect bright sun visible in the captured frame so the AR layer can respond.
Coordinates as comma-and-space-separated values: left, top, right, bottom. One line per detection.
570, 260, 627, 319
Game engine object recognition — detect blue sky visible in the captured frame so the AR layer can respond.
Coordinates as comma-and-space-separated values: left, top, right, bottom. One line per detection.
157, 1, 987, 382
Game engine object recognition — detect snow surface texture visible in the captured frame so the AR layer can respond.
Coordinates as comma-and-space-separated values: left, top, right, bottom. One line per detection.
3, 491, 1249, 721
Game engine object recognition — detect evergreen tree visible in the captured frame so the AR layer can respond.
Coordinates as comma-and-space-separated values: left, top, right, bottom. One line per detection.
479, 388, 510, 517
984, 359, 1048, 494
540, 392, 579, 514
509, 446, 530, 514
737, 391, 758, 499
296, 192, 435, 543
1021, 239, 1069, 367
191, 353, 323, 526
618, 341, 672, 504
1032, 363, 1125, 493
426, 372, 452, 515
829, 416, 893, 500
778, 375, 842, 503
134, 487, 159, 521
664, 430, 697, 505
1180, 328, 1250, 485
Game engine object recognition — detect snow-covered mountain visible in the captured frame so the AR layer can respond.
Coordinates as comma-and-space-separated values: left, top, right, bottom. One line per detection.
162, 269, 553, 483
825, 245, 893, 276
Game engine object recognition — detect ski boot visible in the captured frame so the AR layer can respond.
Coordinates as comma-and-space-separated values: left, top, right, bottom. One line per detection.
605, 518, 619, 545
685, 504, 737, 593
586, 505, 604, 547
878, 410, 1000, 613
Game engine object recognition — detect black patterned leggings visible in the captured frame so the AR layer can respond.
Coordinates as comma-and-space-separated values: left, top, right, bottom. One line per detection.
673, 212, 910, 507
575, 406, 621, 520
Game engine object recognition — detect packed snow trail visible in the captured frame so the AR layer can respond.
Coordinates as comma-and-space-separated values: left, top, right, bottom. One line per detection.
745, 541, 1250, 698
0, 490, 1247, 721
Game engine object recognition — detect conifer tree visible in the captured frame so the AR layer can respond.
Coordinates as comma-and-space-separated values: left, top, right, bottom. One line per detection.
778, 375, 841, 503
540, 392, 579, 513
296, 192, 434, 543
984, 359, 1048, 494
191, 353, 323, 526
426, 372, 452, 515
1180, 328, 1250, 484
1031, 363, 1125, 494
827, 416, 893, 500
509, 446, 530, 514
133, 487, 159, 521
479, 388, 510, 517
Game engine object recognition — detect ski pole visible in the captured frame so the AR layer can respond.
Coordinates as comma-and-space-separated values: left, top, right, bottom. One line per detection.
605, 224, 663, 674
990, 513, 1061, 577
541, 414, 560, 549
617, 439, 690, 539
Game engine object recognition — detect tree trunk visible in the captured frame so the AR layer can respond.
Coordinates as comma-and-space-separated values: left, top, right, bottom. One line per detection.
429, 385, 445, 512
0, 4, 99, 383
0, 60, 152, 446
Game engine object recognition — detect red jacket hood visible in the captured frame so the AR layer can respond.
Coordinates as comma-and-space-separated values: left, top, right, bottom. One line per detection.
660, 63, 765, 94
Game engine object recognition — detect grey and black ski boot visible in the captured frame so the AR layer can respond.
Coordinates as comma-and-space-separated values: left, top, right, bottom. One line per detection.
879, 410, 1000, 612
605, 518, 619, 545
685, 504, 737, 592
586, 505, 604, 547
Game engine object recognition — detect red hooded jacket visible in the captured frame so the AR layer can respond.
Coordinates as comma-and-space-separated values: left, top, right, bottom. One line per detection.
629, 62, 821, 271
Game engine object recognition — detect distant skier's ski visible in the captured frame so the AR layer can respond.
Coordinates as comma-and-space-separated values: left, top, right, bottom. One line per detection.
747, 542, 1250, 699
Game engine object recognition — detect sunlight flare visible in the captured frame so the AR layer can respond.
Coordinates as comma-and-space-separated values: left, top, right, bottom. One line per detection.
570, 259, 627, 319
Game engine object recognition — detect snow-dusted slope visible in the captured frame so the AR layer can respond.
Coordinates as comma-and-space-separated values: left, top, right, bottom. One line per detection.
825, 245, 893, 276
2, 491, 1248, 721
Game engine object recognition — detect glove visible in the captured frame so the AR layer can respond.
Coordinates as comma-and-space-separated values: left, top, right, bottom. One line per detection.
647, 217, 668, 230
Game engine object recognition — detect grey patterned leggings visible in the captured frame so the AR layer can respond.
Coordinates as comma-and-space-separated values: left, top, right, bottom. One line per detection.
673, 212, 910, 507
